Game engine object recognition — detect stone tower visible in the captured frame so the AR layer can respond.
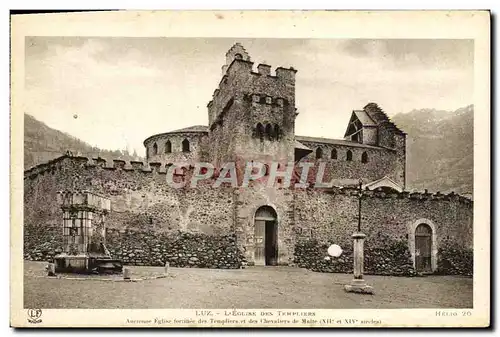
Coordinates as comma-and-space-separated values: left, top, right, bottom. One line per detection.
207, 43, 298, 178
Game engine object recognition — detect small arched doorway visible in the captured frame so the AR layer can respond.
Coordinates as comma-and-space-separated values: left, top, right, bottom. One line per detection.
254, 206, 278, 266
415, 223, 432, 272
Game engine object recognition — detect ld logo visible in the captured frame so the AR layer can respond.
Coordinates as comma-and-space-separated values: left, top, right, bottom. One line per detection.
27, 309, 42, 324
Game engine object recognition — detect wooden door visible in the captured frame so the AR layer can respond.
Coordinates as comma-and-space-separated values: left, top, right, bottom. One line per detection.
265, 221, 278, 266
254, 219, 266, 266
415, 224, 432, 272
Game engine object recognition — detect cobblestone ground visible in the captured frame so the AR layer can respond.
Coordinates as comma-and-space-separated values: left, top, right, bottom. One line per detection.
23, 261, 473, 309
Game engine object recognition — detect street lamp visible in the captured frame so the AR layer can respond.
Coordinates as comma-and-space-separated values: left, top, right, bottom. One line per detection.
344, 178, 374, 294
357, 178, 362, 233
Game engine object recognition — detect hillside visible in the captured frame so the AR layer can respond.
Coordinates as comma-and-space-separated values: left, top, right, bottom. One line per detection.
24, 114, 143, 169
391, 105, 473, 196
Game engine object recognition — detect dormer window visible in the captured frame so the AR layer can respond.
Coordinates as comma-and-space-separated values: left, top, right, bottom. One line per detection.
234, 53, 243, 60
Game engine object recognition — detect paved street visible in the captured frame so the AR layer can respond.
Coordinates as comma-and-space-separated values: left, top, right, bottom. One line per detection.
24, 261, 473, 309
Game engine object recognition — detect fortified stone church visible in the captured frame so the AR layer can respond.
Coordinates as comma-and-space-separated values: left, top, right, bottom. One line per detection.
24, 43, 473, 276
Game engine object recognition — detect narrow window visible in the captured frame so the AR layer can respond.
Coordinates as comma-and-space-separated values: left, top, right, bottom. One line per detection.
165, 140, 172, 154
346, 150, 352, 161
274, 124, 281, 140
316, 147, 323, 159
256, 123, 264, 141
152, 143, 158, 155
331, 148, 337, 160
182, 139, 190, 152
361, 152, 368, 163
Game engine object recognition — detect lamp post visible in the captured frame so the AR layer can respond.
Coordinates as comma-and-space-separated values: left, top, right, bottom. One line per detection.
344, 179, 374, 294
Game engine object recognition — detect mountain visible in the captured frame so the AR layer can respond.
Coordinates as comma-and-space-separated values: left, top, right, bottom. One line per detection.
391, 105, 473, 196
24, 114, 143, 169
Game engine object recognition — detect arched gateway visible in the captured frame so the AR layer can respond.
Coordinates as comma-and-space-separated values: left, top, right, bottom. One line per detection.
254, 206, 278, 266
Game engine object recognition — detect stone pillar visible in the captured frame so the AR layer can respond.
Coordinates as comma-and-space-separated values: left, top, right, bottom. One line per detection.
344, 232, 374, 294
47, 263, 56, 276
123, 267, 131, 280
164, 262, 169, 276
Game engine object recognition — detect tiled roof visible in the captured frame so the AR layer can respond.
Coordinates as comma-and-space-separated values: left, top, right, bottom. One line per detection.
353, 110, 377, 127
169, 125, 209, 133
296, 135, 386, 150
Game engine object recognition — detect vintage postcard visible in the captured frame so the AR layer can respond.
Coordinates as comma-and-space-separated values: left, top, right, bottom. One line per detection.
10, 10, 490, 328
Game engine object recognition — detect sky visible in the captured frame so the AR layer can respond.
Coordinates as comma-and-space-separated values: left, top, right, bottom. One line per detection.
25, 37, 474, 156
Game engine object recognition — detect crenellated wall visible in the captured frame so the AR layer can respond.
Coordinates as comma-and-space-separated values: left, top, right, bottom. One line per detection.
207, 58, 297, 168
24, 155, 236, 234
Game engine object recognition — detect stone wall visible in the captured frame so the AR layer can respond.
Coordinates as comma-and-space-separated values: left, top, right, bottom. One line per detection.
292, 188, 473, 275
144, 132, 207, 164
24, 155, 236, 234
293, 233, 416, 276
105, 229, 244, 268
23, 225, 245, 269
24, 155, 473, 275
297, 138, 403, 187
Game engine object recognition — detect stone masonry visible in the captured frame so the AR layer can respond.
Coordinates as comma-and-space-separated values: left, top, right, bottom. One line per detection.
23, 43, 473, 275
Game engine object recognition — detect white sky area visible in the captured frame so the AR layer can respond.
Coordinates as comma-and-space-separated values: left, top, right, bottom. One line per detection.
25, 38, 473, 156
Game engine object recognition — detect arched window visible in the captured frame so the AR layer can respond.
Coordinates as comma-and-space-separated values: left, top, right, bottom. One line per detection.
361, 152, 368, 163
274, 124, 281, 140
234, 53, 243, 60
182, 139, 190, 152
331, 148, 337, 160
256, 123, 264, 141
316, 147, 323, 159
152, 143, 158, 155
265, 124, 273, 141
346, 150, 352, 161
165, 140, 172, 154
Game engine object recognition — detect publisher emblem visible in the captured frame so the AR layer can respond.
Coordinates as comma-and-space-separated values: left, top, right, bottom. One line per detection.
27, 309, 42, 324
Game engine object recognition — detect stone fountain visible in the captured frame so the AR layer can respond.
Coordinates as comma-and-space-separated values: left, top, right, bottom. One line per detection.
53, 190, 123, 274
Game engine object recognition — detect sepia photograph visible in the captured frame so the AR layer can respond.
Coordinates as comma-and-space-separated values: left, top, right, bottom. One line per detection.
10, 10, 490, 328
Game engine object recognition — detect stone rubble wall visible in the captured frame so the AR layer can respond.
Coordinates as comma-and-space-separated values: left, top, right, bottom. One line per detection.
24, 155, 474, 275
23, 225, 245, 269
293, 233, 416, 277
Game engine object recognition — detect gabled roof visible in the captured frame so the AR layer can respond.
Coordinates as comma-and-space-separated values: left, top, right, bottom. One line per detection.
363, 103, 405, 135
339, 176, 403, 192
353, 110, 377, 127
362, 175, 403, 192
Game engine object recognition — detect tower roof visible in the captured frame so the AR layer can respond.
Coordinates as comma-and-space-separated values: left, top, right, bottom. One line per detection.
363, 103, 405, 135
225, 43, 251, 60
